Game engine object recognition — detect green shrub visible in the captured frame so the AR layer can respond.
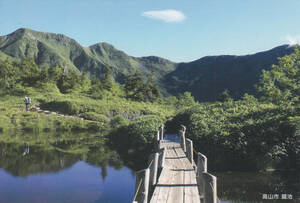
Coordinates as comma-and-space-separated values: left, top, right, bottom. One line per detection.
0, 115, 14, 132
40, 100, 82, 115
168, 100, 298, 171
111, 115, 163, 151
110, 115, 127, 129
80, 112, 109, 123
86, 122, 104, 132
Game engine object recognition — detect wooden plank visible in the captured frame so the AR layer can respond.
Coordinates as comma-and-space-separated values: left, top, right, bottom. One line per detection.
151, 169, 175, 203
174, 146, 200, 203
159, 147, 180, 203
166, 147, 184, 203
174, 147, 193, 203
150, 148, 176, 203
182, 159, 200, 202
159, 142, 180, 150
150, 141, 201, 203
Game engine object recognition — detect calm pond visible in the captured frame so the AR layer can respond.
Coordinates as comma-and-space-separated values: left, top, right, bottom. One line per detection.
0, 132, 298, 203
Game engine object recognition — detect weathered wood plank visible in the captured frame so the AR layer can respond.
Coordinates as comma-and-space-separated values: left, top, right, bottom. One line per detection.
166, 148, 184, 203
150, 142, 201, 203
150, 148, 176, 203
151, 168, 175, 203
173, 146, 200, 203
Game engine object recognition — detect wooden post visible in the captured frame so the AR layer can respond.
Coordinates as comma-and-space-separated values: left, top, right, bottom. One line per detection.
202, 173, 217, 203
159, 147, 166, 169
197, 153, 207, 173
159, 125, 164, 140
156, 130, 160, 141
148, 153, 154, 187
179, 130, 186, 152
134, 169, 150, 203
149, 153, 159, 186
197, 153, 207, 201
181, 125, 186, 133
155, 130, 160, 151
143, 168, 150, 203
182, 125, 186, 152
185, 138, 193, 164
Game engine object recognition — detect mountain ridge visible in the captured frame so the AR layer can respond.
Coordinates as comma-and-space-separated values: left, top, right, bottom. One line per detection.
164, 44, 295, 101
0, 28, 295, 101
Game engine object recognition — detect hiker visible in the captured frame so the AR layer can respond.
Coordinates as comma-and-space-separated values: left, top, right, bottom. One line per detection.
24, 96, 31, 111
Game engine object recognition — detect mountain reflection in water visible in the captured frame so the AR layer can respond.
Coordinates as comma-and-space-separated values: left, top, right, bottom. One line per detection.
0, 132, 135, 203
0, 132, 298, 203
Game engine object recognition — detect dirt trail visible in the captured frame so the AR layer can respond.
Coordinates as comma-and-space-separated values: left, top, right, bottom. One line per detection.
29, 106, 97, 123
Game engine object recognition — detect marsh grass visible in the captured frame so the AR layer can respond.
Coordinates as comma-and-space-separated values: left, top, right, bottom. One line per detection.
0, 83, 175, 134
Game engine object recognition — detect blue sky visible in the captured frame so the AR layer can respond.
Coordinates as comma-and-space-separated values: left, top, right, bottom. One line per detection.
1, 0, 300, 62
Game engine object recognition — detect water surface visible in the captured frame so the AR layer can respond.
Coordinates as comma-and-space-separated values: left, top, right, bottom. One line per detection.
0, 132, 298, 203
0, 132, 136, 203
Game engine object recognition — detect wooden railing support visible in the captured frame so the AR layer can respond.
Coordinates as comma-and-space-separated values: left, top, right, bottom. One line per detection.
159, 147, 166, 169
149, 153, 159, 186
159, 125, 164, 140
180, 125, 187, 152
179, 130, 186, 152
133, 168, 150, 203
197, 152, 207, 173
143, 168, 150, 203
155, 130, 160, 151
181, 125, 186, 132
156, 130, 160, 141
186, 138, 193, 164
202, 173, 217, 203
196, 152, 207, 200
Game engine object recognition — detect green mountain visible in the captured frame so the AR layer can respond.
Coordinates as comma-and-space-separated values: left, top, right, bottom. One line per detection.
0, 28, 176, 84
163, 45, 295, 101
0, 28, 295, 101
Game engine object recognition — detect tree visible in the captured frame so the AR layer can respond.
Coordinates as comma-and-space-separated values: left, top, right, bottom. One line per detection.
124, 71, 145, 101
176, 92, 196, 107
144, 73, 162, 102
0, 59, 18, 91
217, 89, 232, 102
57, 70, 81, 93
88, 75, 103, 98
257, 46, 300, 105
102, 64, 113, 91
48, 66, 63, 82
19, 59, 44, 86
79, 72, 91, 91
124, 71, 162, 102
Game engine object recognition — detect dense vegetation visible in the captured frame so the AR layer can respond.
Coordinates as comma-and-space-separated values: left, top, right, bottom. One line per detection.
0, 57, 181, 135
0, 28, 299, 172
167, 47, 300, 171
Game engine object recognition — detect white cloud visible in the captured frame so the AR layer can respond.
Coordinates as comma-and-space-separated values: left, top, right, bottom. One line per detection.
285, 34, 300, 46
142, 9, 186, 23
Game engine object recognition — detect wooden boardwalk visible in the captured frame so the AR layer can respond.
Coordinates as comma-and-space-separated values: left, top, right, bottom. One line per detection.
132, 126, 217, 203
150, 141, 200, 203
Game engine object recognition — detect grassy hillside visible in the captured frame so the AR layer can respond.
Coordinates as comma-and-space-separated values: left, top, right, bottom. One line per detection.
0, 28, 177, 88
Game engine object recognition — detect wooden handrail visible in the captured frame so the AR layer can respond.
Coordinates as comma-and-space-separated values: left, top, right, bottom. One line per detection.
133, 179, 143, 201
208, 181, 220, 203
148, 158, 154, 169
